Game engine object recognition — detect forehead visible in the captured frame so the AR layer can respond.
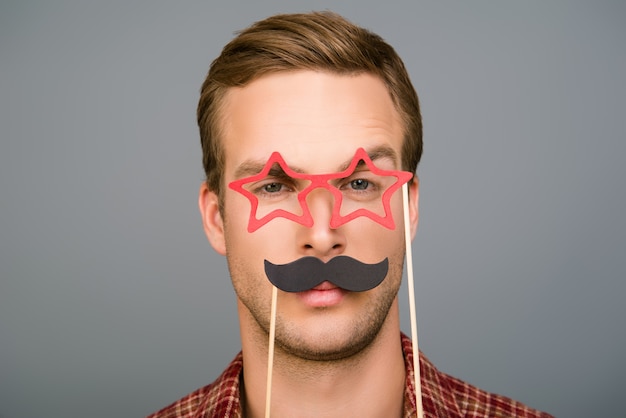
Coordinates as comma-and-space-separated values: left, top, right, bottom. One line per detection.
220, 71, 404, 174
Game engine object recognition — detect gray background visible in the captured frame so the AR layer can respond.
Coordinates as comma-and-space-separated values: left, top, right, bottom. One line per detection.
1, 1, 624, 417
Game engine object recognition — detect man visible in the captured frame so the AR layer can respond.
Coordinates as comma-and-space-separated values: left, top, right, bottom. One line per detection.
149, 11, 552, 418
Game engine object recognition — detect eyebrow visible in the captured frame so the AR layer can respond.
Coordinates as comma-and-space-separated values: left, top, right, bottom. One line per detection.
233, 160, 305, 180
233, 144, 400, 179
339, 144, 399, 172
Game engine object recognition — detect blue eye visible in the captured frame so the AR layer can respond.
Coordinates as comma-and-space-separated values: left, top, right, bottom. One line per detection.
350, 179, 369, 190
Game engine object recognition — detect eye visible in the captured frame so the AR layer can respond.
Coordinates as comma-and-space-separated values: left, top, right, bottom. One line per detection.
338, 174, 382, 202
350, 179, 370, 190
252, 179, 295, 200
263, 182, 284, 193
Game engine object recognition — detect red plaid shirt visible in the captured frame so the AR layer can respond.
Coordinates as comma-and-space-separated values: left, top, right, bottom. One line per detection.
148, 334, 552, 417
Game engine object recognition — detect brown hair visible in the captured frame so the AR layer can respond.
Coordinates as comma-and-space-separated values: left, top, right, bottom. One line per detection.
198, 11, 422, 196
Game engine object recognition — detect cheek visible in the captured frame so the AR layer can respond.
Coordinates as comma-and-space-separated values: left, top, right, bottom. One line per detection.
222, 195, 297, 262
353, 193, 407, 246
223, 192, 260, 245
343, 221, 405, 265
390, 189, 408, 228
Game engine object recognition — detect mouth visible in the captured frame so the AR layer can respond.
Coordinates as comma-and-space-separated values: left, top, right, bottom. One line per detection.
311, 281, 338, 291
297, 281, 347, 307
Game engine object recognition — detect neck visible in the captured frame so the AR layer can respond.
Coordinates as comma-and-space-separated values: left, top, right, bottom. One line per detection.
238, 299, 406, 418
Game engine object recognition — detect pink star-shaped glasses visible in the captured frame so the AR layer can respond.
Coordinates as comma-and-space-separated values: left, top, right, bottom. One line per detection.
228, 148, 413, 232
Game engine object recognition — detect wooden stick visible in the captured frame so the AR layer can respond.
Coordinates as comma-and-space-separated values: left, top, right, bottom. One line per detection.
263, 186, 420, 417
402, 183, 424, 418
264, 285, 278, 418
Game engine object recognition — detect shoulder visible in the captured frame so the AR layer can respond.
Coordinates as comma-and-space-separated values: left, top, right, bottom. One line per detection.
440, 370, 553, 418
400, 334, 553, 418
146, 352, 243, 418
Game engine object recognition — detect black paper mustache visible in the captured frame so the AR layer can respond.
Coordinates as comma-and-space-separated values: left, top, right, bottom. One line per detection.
264, 256, 389, 293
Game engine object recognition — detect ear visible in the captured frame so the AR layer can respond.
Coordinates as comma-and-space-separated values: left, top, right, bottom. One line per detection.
198, 182, 226, 255
408, 177, 419, 239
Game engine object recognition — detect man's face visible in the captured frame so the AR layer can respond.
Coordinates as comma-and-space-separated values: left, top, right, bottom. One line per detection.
201, 71, 418, 361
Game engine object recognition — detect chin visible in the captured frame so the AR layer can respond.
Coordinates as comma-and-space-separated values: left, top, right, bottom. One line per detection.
273, 311, 388, 362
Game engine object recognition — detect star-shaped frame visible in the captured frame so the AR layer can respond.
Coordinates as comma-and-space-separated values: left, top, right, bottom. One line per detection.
228, 148, 413, 232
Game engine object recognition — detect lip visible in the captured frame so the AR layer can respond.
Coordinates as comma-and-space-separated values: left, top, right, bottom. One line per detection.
296, 281, 347, 307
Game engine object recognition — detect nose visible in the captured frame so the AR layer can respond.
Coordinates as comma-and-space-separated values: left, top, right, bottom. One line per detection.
298, 188, 346, 258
